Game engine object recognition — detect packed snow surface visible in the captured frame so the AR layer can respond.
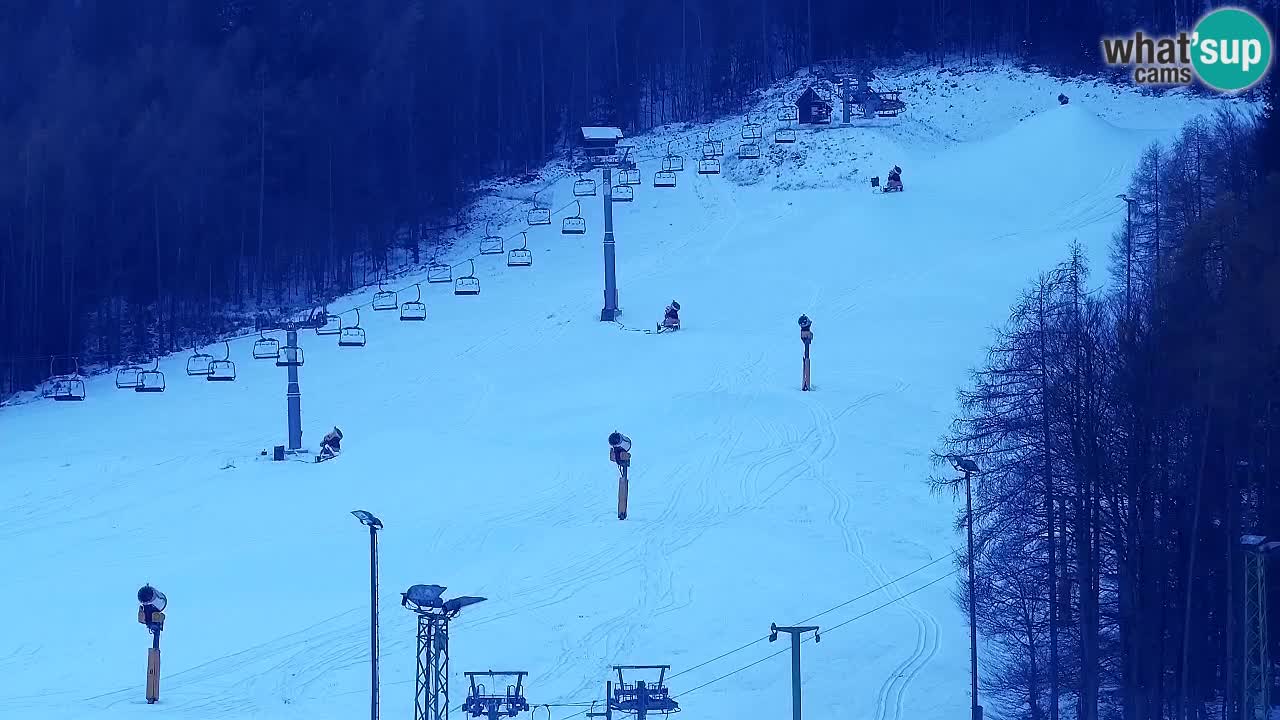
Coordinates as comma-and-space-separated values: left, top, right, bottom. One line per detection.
0, 64, 1247, 720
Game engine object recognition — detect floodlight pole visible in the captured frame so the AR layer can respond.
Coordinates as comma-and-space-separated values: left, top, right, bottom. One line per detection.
964, 465, 981, 720
353, 512, 383, 720
1117, 194, 1135, 321
601, 167, 619, 321
370, 522, 380, 720
769, 624, 819, 720
285, 327, 304, 453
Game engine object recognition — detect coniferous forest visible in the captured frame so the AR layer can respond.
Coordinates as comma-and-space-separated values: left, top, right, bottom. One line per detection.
1, 0, 1275, 389
936, 84, 1280, 720
3, 4, 1280, 719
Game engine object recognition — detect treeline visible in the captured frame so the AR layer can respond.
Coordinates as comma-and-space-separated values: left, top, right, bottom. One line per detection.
935, 77, 1280, 720
1, 0, 1273, 394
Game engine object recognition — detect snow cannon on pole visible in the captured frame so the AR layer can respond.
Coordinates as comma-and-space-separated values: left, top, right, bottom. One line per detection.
798, 315, 813, 391
137, 585, 167, 704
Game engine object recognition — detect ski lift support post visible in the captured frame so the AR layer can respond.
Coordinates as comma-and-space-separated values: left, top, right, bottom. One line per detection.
580, 126, 628, 322
279, 324, 307, 457
609, 666, 679, 720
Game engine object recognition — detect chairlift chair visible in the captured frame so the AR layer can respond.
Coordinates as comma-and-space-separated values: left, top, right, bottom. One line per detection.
527, 192, 551, 226
738, 142, 761, 160
654, 170, 677, 188
698, 157, 721, 174
372, 279, 399, 311
508, 232, 533, 267
136, 358, 166, 393
116, 362, 143, 389
315, 313, 343, 335
662, 142, 684, 172
427, 259, 452, 284
253, 328, 280, 359
778, 106, 799, 122
574, 176, 597, 197
703, 130, 724, 157
186, 346, 214, 376
207, 341, 237, 382
45, 355, 85, 401
775, 121, 796, 143
612, 183, 635, 202
562, 201, 587, 235
742, 117, 763, 140
275, 345, 305, 368
480, 222, 504, 255
400, 284, 427, 321
454, 259, 480, 296
620, 168, 641, 186
47, 376, 86, 402
338, 309, 367, 347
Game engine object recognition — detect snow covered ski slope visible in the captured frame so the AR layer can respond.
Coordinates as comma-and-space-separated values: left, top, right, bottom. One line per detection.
0, 66, 1245, 720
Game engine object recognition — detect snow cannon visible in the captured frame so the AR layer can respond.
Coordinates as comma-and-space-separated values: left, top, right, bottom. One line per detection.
136, 584, 167, 704
137, 585, 167, 613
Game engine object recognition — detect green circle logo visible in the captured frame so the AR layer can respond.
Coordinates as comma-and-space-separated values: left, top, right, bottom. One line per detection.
1191, 7, 1273, 92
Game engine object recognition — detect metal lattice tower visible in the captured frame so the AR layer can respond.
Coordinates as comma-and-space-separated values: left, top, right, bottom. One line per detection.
415, 610, 450, 720
403, 585, 487, 720
1244, 545, 1269, 720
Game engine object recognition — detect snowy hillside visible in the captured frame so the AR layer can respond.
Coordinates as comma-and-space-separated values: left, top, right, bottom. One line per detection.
0, 65, 1247, 720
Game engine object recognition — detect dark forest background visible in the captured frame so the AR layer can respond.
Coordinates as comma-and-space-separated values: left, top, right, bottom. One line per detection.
2, 0, 1274, 392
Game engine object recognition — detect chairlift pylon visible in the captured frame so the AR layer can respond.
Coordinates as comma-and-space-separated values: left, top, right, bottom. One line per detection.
574, 175, 597, 197
400, 283, 427, 321
698, 157, 721, 175
454, 259, 480, 296
339, 308, 367, 347
654, 170, 677, 188
481, 221, 504, 255
662, 142, 684, 172
372, 277, 399, 311
136, 358, 165, 393
207, 341, 236, 382
562, 200, 587, 235
253, 328, 280, 359
186, 346, 214, 376
508, 232, 533, 267
527, 191, 551, 226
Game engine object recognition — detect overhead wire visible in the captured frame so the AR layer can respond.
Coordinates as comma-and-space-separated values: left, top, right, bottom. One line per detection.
525, 561, 958, 720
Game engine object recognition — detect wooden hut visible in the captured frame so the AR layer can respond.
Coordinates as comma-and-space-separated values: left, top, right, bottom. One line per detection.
795, 87, 833, 125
